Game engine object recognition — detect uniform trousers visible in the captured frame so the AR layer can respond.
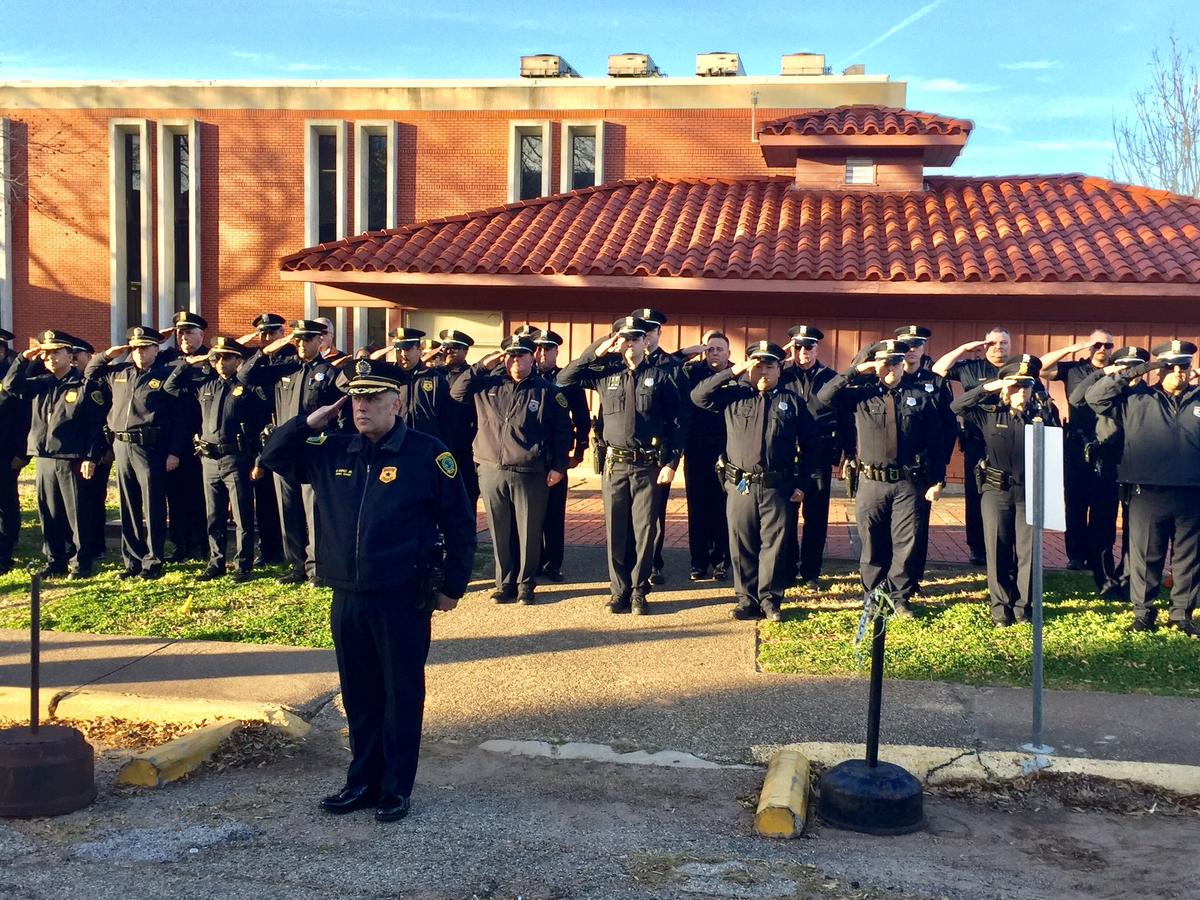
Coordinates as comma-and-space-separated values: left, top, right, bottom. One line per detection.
786, 465, 832, 582
651, 481, 671, 574
910, 490, 934, 593
166, 451, 207, 557
726, 479, 789, 609
855, 478, 922, 605
35, 457, 89, 571
78, 455, 113, 561
252, 473, 284, 563
331, 590, 432, 799
454, 444, 480, 504
540, 474, 569, 574
683, 446, 728, 574
479, 466, 548, 591
981, 484, 1034, 622
113, 441, 167, 571
0, 460, 21, 566
1126, 484, 1200, 625
275, 471, 317, 577
603, 460, 660, 600
962, 443, 986, 558
1063, 452, 1122, 590
202, 454, 255, 572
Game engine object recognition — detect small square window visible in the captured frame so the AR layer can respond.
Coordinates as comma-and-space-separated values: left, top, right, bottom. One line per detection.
845, 158, 876, 186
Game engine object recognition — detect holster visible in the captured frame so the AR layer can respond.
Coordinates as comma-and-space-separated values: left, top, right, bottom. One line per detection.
846, 459, 860, 498
415, 535, 446, 612
591, 435, 607, 475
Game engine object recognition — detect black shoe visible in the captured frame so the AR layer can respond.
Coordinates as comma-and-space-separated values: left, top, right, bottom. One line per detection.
0, 560, 13, 575
118, 567, 142, 580
540, 567, 564, 583
731, 602, 763, 621
892, 602, 915, 620
689, 568, 706, 582
517, 586, 535, 605
375, 794, 411, 822
712, 564, 728, 581
1066, 558, 1087, 571
36, 565, 68, 580
490, 586, 517, 604
969, 555, 986, 567
630, 595, 648, 615
196, 565, 224, 582
276, 570, 306, 585
802, 578, 822, 592
141, 565, 164, 580
319, 783, 378, 815
67, 566, 94, 581
1127, 618, 1157, 633
255, 555, 285, 567
231, 570, 251, 583
761, 601, 783, 622
649, 570, 665, 586
607, 596, 631, 614
1166, 619, 1198, 638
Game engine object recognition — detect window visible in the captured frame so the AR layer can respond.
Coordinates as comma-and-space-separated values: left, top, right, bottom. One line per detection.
845, 157, 876, 186
508, 122, 552, 202
353, 121, 398, 347
318, 134, 337, 243
109, 119, 152, 342
157, 120, 201, 325
560, 122, 604, 192
305, 121, 347, 318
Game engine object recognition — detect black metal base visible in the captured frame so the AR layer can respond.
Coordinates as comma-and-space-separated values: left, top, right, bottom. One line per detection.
0, 725, 96, 818
817, 758, 925, 835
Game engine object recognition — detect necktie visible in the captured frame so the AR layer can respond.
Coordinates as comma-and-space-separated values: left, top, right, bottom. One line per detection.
756, 393, 767, 466
883, 389, 898, 462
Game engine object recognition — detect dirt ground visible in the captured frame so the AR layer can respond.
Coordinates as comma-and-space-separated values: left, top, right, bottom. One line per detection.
2, 705, 1199, 900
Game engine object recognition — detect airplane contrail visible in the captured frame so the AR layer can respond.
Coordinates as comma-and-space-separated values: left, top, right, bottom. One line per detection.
848, 0, 949, 60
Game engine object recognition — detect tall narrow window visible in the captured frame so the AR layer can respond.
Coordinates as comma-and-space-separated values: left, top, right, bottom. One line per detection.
509, 122, 552, 202
111, 119, 151, 341
367, 309, 388, 347
559, 122, 604, 193
305, 121, 346, 320
171, 134, 190, 312
570, 133, 595, 190
352, 121, 397, 348
124, 132, 142, 329
366, 133, 388, 231
520, 133, 543, 201
157, 120, 201, 326
318, 134, 338, 243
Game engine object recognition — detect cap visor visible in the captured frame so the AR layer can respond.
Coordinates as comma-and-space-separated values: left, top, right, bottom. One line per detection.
347, 380, 399, 394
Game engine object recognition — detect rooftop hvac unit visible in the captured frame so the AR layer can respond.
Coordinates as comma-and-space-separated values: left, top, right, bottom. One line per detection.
608, 53, 661, 77
781, 53, 828, 76
519, 55, 579, 78
696, 52, 744, 77
842, 64, 866, 76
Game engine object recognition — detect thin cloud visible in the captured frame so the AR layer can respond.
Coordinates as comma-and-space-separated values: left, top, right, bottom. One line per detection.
1018, 139, 1116, 152
1000, 60, 1062, 71
910, 76, 1000, 93
848, 0, 948, 59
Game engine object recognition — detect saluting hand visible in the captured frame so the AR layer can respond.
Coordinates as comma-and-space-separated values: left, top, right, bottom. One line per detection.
262, 335, 293, 356
594, 334, 622, 357
481, 351, 505, 370
306, 396, 347, 431
329, 354, 354, 369
546, 469, 564, 487
103, 344, 130, 359
236, 330, 260, 346
186, 353, 209, 365
732, 358, 755, 376
962, 339, 990, 352
20, 346, 40, 361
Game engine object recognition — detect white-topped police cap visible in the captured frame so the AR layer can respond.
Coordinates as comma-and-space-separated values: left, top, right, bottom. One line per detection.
747, 340, 786, 362
126, 325, 165, 347
613, 316, 650, 337
390, 327, 426, 347
894, 324, 932, 341
501, 334, 536, 355
787, 324, 824, 345
347, 358, 405, 394
1152, 339, 1197, 365
869, 339, 910, 362
437, 329, 475, 348
1113, 345, 1151, 365
629, 308, 667, 326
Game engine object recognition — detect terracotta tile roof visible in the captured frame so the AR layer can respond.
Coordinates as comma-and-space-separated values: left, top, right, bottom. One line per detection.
280, 175, 1200, 284
758, 105, 973, 137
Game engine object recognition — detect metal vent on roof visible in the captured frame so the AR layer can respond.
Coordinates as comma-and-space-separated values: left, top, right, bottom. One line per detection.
609, 53, 661, 77
842, 64, 866, 76
696, 52, 744, 77
781, 53, 828, 76
520, 55, 580, 78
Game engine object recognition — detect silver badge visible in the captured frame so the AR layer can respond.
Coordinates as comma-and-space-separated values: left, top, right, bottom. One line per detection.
644, 377, 655, 387
314, 372, 326, 382
1193, 406, 1200, 418
779, 400, 789, 411
924, 383, 934, 392
906, 396, 917, 407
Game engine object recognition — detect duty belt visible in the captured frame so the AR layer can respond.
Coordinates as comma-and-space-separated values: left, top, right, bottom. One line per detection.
722, 464, 787, 488
858, 462, 921, 483
194, 436, 245, 459
979, 462, 1014, 490
112, 427, 161, 447
605, 446, 660, 467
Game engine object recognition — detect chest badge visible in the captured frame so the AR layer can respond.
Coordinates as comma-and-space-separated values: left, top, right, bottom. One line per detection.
607, 376, 621, 390
64, 390, 79, 403
643, 377, 655, 387
906, 396, 917, 407
148, 379, 162, 390
379, 465, 397, 484
435, 451, 458, 478
778, 400, 789, 411
528, 398, 540, 412
924, 383, 934, 393
232, 385, 244, 396
422, 379, 434, 393
1193, 406, 1200, 418
313, 371, 326, 382
556, 393, 568, 408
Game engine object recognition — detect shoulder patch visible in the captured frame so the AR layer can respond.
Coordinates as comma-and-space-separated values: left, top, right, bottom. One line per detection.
435, 451, 458, 478
90, 390, 105, 405
555, 392, 569, 408
305, 432, 328, 445
588, 363, 607, 372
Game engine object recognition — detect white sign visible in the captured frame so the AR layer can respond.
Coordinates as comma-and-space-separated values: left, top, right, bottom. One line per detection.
1024, 424, 1066, 532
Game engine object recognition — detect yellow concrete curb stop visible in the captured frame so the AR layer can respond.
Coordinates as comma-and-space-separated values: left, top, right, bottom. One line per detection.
755, 748, 810, 838
117, 720, 242, 788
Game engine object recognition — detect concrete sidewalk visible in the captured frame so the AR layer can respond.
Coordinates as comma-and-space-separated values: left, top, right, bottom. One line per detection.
3, 544, 1195, 768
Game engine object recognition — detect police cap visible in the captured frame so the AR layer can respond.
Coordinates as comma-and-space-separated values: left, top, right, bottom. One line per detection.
533, 329, 564, 346
501, 335, 536, 355
70, 335, 95, 354
208, 336, 250, 358
0, 328, 14, 342
997, 353, 1043, 384
253, 312, 287, 332
391, 327, 426, 348
1151, 339, 1197, 366
787, 324, 824, 347
1113, 346, 1151, 366
894, 324, 932, 344
629, 308, 667, 327
868, 339, 909, 364
126, 325, 165, 347
173, 311, 208, 331
291, 319, 327, 338
36, 329, 76, 351
612, 316, 651, 337
437, 329, 475, 349
346, 358, 405, 395
747, 340, 786, 363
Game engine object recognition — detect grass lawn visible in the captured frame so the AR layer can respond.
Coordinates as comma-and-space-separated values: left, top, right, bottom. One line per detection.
759, 565, 1200, 698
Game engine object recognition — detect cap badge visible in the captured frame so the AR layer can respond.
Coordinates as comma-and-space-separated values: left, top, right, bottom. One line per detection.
355, 359, 371, 376
133, 327, 144, 338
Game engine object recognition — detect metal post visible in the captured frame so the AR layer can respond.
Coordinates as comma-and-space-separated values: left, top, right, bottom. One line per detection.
864, 612, 886, 768
30, 575, 40, 734
1022, 422, 1053, 759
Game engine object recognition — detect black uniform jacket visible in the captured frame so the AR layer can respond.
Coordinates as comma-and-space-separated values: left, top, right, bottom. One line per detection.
817, 370, 946, 484
951, 386, 1061, 485
240, 346, 343, 425
449, 365, 572, 473
542, 365, 591, 461
1087, 374, 1200, 487
2, 362, 107, 460
558, 339, 683, 468
84, 354, 190, 457
163, 363, 270, 451
0, 351, 33, 464
1053, 360, 1106, 442
440, 361, 478, 454
260, 416, 476, 597
902, 366, 959, 466
683, 360, 730, 454
691, 368, 818, 489
780, 361, 846, 468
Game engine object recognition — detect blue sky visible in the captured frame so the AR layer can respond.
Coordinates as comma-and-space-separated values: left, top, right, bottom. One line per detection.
1, 0, 1196, 180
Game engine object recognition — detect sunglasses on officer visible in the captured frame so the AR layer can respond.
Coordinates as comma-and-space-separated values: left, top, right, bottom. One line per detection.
1092, 341, 1115, 351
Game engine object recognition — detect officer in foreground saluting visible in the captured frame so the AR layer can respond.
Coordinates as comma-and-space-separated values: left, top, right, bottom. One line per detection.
261, 358, 475, 822
693, 341, 817, 621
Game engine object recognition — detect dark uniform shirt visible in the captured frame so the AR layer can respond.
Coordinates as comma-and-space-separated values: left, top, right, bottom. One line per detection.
240, 346, 343, 426
2, 362, 106, 460
1052, 359, 1106, 440
780, 361, 842, 465
558, 339, 683, 468
691, 368, 818, 484
951, 386, 1061, 484
83, 354, 189, 456
817, 370, 946, 483
683, 360, 730, 454
259, 416, 476, 596
945, 357, 999, 454
163, 363, 270, 452
540, 365, 591, 461
902, 366, 959, 466
1087, 374, 1200, 487
440, 361, 478, 456
449, 366, 572, 473
0, 351, 32, 465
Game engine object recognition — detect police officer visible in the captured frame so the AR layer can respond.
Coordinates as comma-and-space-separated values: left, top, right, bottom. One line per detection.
0, 328, 30, 573
559, 316, 683, 614
896, 325, 958, 596
630, 308, 688, 585
450, 334, 571, 604
69, 336, 112, 563
779, 325, 839, 590
1042, 330, 1121, 581
239, 314, 288, 566
681, 331, 733, 581
241, 319, 344, 584
436, 329, 480, 505
1087, 340, 1200, 636
693, 341, 817, 621
315, 316, 347, 364
85, 326, 187, 579
3, 330, 107, 579
524, 327, 590, 581
157, 311, 210, 562
260, 358, 475, 822
951, 355, 1061, 626
933, 328, 1012, 566
368, 327, 454, 444
818, 340, 946, 616
165, 337, 268, 582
